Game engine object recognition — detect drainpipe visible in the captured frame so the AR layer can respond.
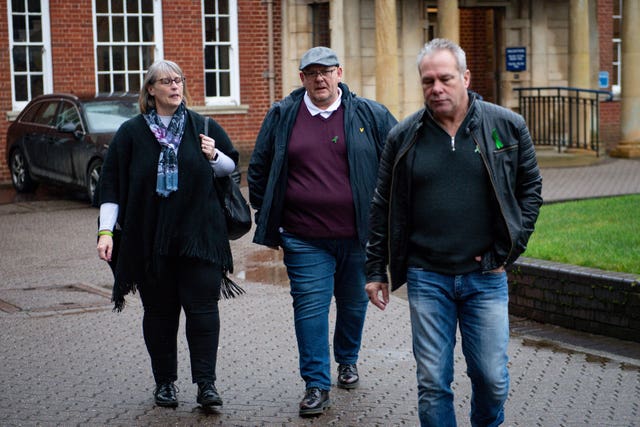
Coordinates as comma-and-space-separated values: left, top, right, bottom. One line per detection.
265, 0, 275, 104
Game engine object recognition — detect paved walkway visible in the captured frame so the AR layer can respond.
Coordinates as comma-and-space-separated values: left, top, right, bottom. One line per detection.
539, 156, 640, 202
0, 157, 639, 426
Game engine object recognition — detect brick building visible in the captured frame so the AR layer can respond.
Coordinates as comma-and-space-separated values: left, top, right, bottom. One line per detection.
1, 0, 636, 186
0, 0, 282, 183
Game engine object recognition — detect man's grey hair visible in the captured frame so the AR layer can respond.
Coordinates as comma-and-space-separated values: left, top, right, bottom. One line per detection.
417, 38, 467, 75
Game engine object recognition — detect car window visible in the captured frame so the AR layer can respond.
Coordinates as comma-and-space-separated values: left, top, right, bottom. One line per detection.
57, 101, 83, 131
31, 101, 60, 126
84, 100, 139, 133
19, 101, 44, 123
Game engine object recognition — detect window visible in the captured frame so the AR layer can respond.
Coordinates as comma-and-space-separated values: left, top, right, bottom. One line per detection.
56, 102, 82, 131
94, 0, 163, 94
310, 3, 330, 47
8, 0, 53, 110
612, 0, 622, 96
84, 99, 139, 133
203, 0, 239, 105
423, 4, 438, 42
30, 100, 59, 127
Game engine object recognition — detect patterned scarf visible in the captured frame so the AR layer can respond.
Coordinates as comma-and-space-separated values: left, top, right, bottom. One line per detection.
143, 103, 187, 197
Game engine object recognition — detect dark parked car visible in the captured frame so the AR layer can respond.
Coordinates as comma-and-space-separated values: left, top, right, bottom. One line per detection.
6, 93, 139, 201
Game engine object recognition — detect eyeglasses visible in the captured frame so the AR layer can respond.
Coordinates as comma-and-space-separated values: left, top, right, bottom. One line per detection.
302, 68, 336, 79
154, 76, 185, 86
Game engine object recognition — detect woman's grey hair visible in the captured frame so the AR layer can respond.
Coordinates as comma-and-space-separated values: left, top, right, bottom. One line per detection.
417, 38, 467, 75
139, 59, 191, 113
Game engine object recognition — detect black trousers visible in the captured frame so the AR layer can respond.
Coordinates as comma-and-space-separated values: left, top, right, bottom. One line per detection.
139, 256, 221, 385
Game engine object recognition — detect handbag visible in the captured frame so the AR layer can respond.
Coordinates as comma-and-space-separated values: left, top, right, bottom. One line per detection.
205, 117, 252, 240
215, 174, 252, 240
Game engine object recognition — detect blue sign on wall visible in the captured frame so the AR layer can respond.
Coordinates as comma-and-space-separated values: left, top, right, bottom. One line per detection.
506, 47, 526, 72
598, 71, 609, 88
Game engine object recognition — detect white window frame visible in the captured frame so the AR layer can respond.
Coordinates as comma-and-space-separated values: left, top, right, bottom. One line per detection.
612, 0, 622, 97
7, 0, 53, 111
92, 0, 164, 95
202, 0, 240, 106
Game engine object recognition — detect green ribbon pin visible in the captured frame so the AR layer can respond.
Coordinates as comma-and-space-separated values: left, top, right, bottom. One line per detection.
492, 129, 504, 149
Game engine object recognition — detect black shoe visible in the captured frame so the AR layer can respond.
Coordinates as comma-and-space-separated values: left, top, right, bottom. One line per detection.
154, 382, 178, 408
299, 387, 330, 416
337, 363, 359, 389
197, 382, 223, 407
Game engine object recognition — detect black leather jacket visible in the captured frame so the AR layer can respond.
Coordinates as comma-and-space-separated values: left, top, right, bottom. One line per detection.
365, 95, 543, 290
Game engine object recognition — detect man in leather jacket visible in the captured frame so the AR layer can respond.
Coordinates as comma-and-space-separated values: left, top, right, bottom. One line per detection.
248, 47, 397, 417
365, 39, 542, 426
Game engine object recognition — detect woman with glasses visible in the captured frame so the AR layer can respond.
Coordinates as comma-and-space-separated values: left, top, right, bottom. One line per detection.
96, 59, 240, 410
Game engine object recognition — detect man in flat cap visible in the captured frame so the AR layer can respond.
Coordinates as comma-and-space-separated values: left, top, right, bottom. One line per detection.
248, 46, 397, 417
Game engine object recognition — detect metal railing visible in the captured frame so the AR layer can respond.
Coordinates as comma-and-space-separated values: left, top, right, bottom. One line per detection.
514, 86, 612, 156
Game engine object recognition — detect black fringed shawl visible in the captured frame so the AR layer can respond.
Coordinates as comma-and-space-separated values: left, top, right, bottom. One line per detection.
98, 110, 241, 310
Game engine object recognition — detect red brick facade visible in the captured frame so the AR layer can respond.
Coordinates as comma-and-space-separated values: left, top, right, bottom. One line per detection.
226, 0, 282, 159
460, 8, 497, 104
0, 1, 625, 184
0, 1, 11, 183
0, 0, 281, 183
597, 0, 621, 152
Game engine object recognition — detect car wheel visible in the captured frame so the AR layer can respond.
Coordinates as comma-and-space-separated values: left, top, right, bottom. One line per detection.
86, 159, 102, 202
9, 148, 37, 193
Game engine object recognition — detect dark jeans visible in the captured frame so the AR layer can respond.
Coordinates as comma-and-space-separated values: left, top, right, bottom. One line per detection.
139, 256, 221, 385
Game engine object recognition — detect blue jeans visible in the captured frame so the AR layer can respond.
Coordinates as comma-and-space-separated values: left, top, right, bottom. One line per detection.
280, 231, 369, 390
406, 268, 510, 427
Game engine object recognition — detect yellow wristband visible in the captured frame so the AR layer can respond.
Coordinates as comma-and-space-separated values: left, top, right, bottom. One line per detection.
98, 230, 114, 237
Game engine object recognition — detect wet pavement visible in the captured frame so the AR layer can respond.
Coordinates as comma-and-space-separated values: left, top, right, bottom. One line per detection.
1, 155, 640, 426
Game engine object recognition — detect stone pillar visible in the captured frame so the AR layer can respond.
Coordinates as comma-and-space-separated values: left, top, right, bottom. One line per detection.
400, 0, 426, 118
437, 0, 459, 43
530, 5, 547, 87
569, 0, 590, 88
611, 0, 640, 158
341, 0, 362, 95
375, 0, 399, 117
330, 0, 345, 68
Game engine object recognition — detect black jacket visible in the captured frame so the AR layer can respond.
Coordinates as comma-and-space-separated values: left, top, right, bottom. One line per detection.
248, 83, 397, 247
98, 109, 239, 310
365, 95, 543, 290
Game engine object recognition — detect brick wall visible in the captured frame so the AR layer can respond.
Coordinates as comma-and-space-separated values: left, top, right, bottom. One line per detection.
162, 1, 204, 104
596, 0, 621, 154
219, 0, 282, 163
50, 0, 96, 96
598, 0, 614, 75
509, 258, 640, 343
459, 8, 495, 103
0, 1, 12, 183
600, 101, 621, 153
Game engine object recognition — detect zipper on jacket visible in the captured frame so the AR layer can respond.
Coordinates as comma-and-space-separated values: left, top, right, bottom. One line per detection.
450, 136, 455, 151
472, 136, 514, 265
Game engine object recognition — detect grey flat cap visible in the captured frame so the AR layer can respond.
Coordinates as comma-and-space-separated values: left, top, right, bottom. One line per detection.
299, 46, 340, 70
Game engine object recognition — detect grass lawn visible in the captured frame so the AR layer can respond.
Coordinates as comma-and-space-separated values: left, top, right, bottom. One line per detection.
523, 194, 640, 275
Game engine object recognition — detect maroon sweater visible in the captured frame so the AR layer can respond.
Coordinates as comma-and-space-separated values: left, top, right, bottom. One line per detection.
281, 104, 356, 239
